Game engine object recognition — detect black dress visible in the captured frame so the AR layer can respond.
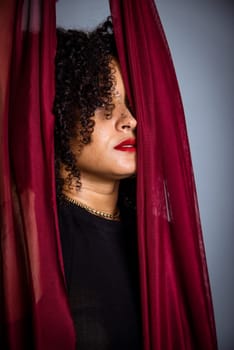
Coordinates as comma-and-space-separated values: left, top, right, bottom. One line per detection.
58, 199, 142, 350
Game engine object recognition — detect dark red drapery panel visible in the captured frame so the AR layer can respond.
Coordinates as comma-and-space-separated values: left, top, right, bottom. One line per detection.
0, 1, 75, 349
110, 1, 217, 349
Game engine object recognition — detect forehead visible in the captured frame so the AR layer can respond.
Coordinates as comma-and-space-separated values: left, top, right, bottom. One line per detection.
112, 61, 126, 100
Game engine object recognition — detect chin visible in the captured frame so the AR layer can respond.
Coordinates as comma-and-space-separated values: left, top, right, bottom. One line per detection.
108, 160, 136, 180
117, 161, 136, 174
117, 169, 136, 180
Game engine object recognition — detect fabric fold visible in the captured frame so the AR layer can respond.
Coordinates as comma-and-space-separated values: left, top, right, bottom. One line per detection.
0, 1, 76, 349
109, 1, 217, 349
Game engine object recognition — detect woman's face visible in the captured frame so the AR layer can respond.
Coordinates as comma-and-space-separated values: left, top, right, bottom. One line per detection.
72, 62, 137, 182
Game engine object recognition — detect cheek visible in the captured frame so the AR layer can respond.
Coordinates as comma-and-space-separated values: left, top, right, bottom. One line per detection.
75, 140, 108, 171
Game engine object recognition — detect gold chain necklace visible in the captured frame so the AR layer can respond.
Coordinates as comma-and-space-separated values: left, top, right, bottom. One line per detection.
63, 195, 120, 221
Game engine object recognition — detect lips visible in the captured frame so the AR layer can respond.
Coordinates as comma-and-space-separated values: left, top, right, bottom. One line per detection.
114, 138, 136, 152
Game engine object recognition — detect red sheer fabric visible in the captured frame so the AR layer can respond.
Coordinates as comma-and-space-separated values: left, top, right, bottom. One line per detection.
110, 1, 217, 349
0, 1, 75, 349
1, 0, 217, 349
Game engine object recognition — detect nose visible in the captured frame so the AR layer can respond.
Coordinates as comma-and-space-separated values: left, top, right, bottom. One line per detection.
116, 108, 137, 132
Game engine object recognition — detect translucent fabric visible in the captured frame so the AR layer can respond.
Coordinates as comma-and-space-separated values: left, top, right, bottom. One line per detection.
109, 1, 217, 349
0, 1, 76, 349
0, 0, 217, 349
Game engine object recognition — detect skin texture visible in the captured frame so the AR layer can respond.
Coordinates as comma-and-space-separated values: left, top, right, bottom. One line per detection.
62, 61, 137, 214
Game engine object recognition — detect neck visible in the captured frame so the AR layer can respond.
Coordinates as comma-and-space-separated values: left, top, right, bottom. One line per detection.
62, 173, 120, 216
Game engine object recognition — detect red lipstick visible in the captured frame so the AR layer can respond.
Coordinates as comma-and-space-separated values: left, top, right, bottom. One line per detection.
114, 138, 136, 152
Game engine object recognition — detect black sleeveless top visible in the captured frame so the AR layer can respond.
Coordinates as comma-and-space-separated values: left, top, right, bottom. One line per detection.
58, 199, 142, 350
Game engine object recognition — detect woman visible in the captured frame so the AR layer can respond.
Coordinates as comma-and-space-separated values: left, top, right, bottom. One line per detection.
53, 18, 142, 349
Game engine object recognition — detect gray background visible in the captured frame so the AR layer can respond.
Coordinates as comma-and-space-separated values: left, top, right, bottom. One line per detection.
56, 1, 234, 349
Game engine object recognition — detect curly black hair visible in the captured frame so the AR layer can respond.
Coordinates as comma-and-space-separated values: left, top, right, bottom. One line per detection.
53, 18, 117, 195
53, 18, 136, 210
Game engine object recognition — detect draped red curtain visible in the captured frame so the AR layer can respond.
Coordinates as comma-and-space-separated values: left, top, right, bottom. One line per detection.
110, 1, 217, 349
0, 1, 75, 349
1, 0, 217, 349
